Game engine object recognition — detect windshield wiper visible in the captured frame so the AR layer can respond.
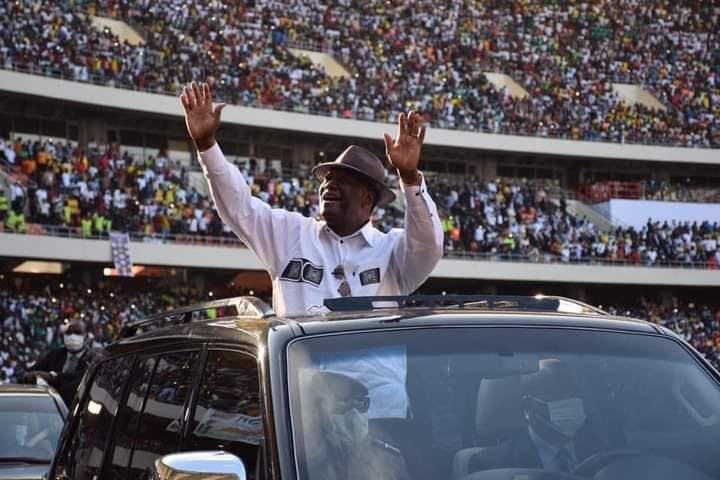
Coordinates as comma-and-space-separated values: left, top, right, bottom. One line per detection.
0, 457, 51, 464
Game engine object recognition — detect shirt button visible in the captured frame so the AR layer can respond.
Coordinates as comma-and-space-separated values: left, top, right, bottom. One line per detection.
340, 240, 344, 244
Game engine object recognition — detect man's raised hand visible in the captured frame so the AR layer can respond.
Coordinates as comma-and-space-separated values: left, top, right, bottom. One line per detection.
180, 81, 226, 152
383, 111, 426, 186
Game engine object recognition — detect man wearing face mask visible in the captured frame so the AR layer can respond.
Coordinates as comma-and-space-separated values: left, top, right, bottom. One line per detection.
305, 371, 409, 480
524, 358, 605, 472
519, 359, 606, 472
463, 359, 607, 474
22, 321, 98, 406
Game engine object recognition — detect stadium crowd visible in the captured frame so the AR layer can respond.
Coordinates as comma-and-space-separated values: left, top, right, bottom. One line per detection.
605, 301, 720, 369
431, 177, 720, 266
1, 276, 719, 382
0, 278, 204, 383
1, 0, 718, 147
582, 179, 720, 203
2, 135, 719, 267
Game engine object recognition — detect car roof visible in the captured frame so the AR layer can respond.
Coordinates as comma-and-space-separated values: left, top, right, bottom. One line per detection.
284, 308, 659, 335
111, 295, 663, 354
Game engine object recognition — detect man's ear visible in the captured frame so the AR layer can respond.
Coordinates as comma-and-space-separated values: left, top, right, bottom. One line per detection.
364, 188, 378, 215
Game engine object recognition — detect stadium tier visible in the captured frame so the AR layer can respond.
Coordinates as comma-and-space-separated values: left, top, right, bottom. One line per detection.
1, 0, 718, 147
2, 136, 720, 272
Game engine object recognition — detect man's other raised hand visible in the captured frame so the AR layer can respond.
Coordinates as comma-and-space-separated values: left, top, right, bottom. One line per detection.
180, 81, 225, 152
383, 111, 425, 186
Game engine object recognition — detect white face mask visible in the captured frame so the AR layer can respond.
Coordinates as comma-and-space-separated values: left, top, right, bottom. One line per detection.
329, 408, 369, 449
546, 397, 587, 437
64, 334, 86, 352
528, 396, 587, 439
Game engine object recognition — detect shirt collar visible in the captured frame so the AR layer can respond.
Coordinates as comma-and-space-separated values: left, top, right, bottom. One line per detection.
359, 221, 377, 247
320, 221, 377, 247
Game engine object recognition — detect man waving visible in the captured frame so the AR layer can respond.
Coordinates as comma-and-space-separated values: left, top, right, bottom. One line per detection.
181, 82, 443, 316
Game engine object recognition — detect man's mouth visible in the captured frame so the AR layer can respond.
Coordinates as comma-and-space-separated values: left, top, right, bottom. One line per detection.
322, 192, 341, 202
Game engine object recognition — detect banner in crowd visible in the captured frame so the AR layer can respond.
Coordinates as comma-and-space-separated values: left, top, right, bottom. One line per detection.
110, 231, 134, 277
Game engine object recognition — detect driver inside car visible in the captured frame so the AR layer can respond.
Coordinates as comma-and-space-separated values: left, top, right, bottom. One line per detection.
304, 371, 410, 480
466, 358, 607, 475
520, 358, 607, 473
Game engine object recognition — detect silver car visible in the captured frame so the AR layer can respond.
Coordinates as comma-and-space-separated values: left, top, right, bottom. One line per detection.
0, 384, 67, 480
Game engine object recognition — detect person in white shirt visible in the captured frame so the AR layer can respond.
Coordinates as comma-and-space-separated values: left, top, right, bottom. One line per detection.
183, 82, 444, 422
180, 81, 443, 317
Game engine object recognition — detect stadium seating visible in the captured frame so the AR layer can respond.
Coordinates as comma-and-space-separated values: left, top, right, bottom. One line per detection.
2, 136, 719, 267
1, 0, 717, 147
582, 180, 720, 203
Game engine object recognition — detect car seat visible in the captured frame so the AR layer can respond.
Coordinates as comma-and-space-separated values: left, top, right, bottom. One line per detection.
451, 376, 526, 479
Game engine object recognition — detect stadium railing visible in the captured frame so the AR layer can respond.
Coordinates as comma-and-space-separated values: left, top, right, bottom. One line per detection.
1, 223, 716, 270
2, 64, 711, 149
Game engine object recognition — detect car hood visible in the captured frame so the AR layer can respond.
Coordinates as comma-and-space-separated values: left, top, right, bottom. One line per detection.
0, 463, 50, 479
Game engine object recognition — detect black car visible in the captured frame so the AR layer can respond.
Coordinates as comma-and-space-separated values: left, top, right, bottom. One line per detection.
0, 384, 67, 480
49, 295, 720, 480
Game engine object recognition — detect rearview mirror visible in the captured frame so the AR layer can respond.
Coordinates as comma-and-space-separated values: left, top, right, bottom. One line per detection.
153, 451, 247, 480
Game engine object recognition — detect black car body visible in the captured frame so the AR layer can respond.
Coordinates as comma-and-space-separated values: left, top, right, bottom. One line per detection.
0, 384, 67, 480
48, 296, 720, 480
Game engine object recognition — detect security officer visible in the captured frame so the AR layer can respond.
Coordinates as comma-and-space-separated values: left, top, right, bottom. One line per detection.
23, 321, 98, 406
180, 81, 443, 316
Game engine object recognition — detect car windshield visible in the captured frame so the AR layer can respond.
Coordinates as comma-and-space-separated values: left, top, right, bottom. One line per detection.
0, 395, 64, 463
288, 327, 720, 480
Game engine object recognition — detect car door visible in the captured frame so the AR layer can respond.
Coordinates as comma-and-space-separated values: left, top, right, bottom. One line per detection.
51, 354, 134, 480
182, 349, 264, 479
103, 349, 202, 480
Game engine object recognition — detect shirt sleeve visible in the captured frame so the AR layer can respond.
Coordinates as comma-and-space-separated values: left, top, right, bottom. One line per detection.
198, 143, 304, 276
388, 173, 444, 293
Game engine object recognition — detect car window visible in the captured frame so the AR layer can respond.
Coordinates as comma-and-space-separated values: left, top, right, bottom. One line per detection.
61, 355, 133, 480
0, 395, 65, 463
128, 350, 200, 479
288, 328, 720, 480
104, 357, 157, 480
185, 350, 263, 479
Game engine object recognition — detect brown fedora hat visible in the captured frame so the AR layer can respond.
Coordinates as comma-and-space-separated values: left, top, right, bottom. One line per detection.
311, 145, 396, 207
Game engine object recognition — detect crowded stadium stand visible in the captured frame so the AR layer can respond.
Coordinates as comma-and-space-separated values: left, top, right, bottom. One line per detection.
1, 0, 718, 147
1, 1, 720, 373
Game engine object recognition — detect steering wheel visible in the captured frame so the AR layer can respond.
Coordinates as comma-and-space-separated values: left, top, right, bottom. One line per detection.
26, 429, 49, 448
572, 448, 647, 477
573, 450, 714, 480
460, 468, 584, 480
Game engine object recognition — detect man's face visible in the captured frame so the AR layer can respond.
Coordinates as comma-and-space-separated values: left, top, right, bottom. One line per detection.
319, 168, 375, 228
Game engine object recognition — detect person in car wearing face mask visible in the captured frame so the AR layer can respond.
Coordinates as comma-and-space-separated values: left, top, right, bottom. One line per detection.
305, 371, 410, 480
467, 359, 607, 474
520, 359, 607, 472
22, 320, 98, 406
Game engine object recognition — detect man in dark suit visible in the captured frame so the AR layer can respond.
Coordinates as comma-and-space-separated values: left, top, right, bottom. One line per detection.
466, 359, 606, 474
23, 320, 98, 406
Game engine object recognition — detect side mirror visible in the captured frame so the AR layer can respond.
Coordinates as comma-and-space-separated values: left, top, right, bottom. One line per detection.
153, 451, 247, 480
